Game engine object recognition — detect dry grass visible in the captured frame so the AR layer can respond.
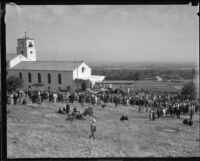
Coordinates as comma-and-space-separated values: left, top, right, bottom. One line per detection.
7, 101, 199, 158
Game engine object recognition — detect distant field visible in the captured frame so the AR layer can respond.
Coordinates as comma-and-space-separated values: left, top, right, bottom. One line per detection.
102, 80, 191, 91
7, 101, 199, 158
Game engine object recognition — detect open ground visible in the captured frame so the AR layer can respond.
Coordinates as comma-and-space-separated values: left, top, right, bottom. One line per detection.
7, 100, 199, 158
103, 80, 192, 91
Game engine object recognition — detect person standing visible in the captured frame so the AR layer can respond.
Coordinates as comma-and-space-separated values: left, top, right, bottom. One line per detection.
177, 104, 181, 119
38, 92, 41, 105
81, 96, 84, 108
49, 92, 52, 102
66, 103, 70, 114
152, 108, 156, 121
114, 96, 118, 107
10, 93, 14, 105
89, 117, 96, 139
162, 107, 166, 117
190, 104, 195, 120
149, 108, 152, 120
157, 107, 160, 119
53, 93, 57, 103
95, 95, 98, 105
13, 92, 18, 105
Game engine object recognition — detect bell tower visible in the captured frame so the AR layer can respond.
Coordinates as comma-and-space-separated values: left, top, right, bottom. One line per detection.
16, 32, 36, 61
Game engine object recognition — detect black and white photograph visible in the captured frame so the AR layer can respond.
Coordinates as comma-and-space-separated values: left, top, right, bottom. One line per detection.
4, 4, 199, 158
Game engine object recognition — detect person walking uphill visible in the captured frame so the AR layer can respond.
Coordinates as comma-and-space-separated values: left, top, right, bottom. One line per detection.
89, 118, 96, 139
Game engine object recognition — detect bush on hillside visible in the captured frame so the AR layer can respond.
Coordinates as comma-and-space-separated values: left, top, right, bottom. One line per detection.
7, 75, 24, 93
181, 81, 196, 99
83, 107, 93, 116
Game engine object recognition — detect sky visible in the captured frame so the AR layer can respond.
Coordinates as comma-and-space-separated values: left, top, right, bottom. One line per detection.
5, 4, 199, 66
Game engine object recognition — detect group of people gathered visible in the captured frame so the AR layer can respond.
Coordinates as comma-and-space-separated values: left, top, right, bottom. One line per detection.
7, 87, 199, 121
7, 87, 199, 139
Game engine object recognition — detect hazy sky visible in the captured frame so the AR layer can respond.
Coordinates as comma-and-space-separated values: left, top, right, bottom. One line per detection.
6, 4, 199, 65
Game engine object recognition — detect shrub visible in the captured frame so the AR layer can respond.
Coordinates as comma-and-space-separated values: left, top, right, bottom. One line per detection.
181, 81, 196, 99
83, 107, 93, 116
7, 75, 24, 92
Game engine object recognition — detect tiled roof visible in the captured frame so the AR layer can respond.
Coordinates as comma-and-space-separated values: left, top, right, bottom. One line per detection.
10, 61, 83, 71
6, 54, 18, 61
18, 36, 34, 40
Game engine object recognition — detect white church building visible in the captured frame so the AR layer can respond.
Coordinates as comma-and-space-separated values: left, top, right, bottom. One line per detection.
7, 35, 105, 92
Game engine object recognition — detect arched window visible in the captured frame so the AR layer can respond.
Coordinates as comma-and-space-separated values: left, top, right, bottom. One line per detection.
58, 74, 61, 84
28, 73, 31, 83
28, 42, 33, 47
67, 86, 70, 91
38, 73, 41, 83
19, 72, 22, 79
48, 73, 51, 84
82, 67, 85, 73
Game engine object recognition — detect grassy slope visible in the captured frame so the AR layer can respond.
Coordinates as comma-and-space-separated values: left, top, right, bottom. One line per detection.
7, 102, 199, 158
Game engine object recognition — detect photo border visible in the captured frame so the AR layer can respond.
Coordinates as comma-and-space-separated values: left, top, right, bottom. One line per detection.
1, 0, 199, 160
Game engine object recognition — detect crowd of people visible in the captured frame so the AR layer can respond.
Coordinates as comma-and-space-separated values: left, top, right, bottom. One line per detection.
7, 86, 199, 139
7, 87, 199, 121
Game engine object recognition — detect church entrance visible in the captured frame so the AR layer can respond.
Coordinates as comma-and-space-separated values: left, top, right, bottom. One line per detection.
82, 82, 86, 91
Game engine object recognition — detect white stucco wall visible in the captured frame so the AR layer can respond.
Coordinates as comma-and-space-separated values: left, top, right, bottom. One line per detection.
7, 62, 95, 92
17, 39, 36, 61
26, 40, 36, 61
8, 70, 75, 92
9, 55, 30, 68
73, 62, 91, 80
26, 47, 36, 61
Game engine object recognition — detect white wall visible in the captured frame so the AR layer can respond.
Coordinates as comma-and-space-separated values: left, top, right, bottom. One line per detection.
27, 47, 36, 61
26, 40, 36, 61
9, 55, 30, 68
8, 70, 75, 92
73, 62, 91, 80
17, 39, 36, 61
7, 62, 93, 92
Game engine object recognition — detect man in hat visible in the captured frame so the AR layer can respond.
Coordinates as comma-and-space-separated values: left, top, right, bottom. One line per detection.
89, 117, 96, 139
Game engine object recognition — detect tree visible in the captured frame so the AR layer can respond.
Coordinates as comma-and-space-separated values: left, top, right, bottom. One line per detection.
181, 81, 196, 99
7, 75, 24, 93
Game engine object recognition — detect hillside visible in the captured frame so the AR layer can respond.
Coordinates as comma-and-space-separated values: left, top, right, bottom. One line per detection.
7, 102, 199, 158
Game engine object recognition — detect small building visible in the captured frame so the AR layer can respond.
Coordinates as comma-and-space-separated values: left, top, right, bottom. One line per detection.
7, 35, 105, 92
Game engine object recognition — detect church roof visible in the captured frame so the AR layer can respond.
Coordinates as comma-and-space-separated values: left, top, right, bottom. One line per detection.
18, 36, 34, 40
6, 54, 18, 61
10, 61, 83, 71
